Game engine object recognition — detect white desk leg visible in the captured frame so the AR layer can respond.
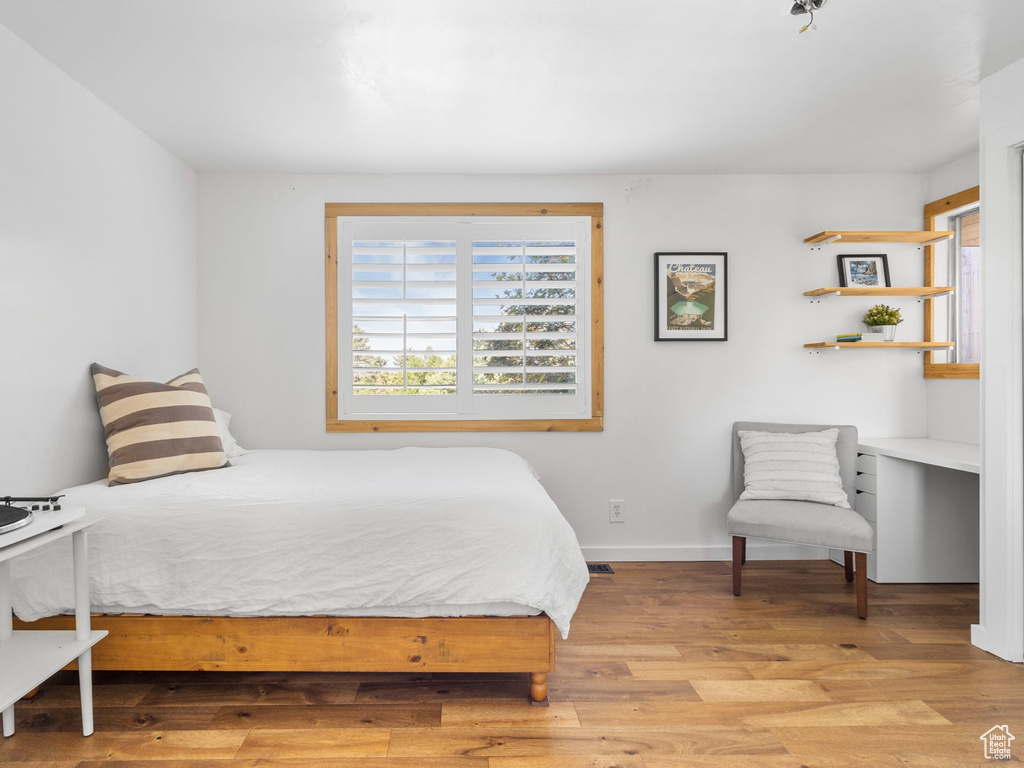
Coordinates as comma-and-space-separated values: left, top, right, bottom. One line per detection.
72, 530, 91, 642
72, 530, 95, 736
78, 648, 95, 736
1, 560, 13, 736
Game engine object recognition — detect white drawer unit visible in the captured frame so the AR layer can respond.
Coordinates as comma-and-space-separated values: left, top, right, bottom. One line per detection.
852, 456, 881, 581
854, 487, 876, 522
854, 472, 877, 495
834, 439, 980, 584
855, 453, 877, 474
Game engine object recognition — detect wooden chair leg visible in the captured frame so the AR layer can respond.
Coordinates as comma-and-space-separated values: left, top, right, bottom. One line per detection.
844, 551, 854, 582
855, 552, 868, 619
732, 536, 744, 596
740, 537, 747, 565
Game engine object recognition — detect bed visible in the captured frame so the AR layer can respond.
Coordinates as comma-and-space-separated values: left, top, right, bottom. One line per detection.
11, 447, 590, 703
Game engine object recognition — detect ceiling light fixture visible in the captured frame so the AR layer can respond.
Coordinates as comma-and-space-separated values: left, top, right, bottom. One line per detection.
790, 0, 827, 33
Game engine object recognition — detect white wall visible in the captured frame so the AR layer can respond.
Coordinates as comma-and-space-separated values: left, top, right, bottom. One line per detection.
926, 152, 979, 202
976, 55, 1024, 661
926, 380, 980, 444
924, 151, 981, 445
0, 25, 199, 494
198, 172, 932, 560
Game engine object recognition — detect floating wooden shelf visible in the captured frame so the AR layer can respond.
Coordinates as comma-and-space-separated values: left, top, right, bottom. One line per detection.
804, 341, 956, 349
802, 230, 958, 352
805, 231, 954, 246
804, 286, 955, 298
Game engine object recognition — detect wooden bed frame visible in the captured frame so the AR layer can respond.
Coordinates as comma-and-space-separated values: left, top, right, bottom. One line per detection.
15, 613, 556, 704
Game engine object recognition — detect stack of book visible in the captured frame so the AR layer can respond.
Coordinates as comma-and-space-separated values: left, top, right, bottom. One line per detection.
837, 332, 863, 342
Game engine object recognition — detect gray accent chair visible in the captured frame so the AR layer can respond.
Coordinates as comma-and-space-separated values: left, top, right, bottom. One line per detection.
727, 421, 873, 619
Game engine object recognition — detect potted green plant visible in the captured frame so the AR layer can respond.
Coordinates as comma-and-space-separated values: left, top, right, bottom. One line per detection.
863, 303, 903, 341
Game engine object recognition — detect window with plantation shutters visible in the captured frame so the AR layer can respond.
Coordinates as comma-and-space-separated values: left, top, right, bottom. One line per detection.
325, 204, 603, 432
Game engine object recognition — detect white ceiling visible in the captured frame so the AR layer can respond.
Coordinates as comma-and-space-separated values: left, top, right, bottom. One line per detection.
2, 0, 1024, 175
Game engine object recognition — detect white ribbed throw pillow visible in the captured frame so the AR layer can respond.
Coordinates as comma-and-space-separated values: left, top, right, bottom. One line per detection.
738, 428, 850, 508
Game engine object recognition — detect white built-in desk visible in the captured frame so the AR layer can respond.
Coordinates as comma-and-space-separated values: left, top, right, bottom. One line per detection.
856, 438, 979, 474
846, 438, 980, 583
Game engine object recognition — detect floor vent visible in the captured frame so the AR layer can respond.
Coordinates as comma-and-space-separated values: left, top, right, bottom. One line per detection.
587, 563, 615, 574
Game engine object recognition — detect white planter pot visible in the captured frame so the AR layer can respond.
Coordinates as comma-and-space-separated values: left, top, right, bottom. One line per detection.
875, 324, 897, 342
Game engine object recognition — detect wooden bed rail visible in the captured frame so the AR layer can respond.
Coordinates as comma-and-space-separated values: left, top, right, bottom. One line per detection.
14, 613, 556, 704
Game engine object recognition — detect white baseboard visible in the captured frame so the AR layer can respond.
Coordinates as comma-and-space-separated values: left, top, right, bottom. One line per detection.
580, 543, 829, 562
971, 623, 987, 653
972, 619, 1024, 662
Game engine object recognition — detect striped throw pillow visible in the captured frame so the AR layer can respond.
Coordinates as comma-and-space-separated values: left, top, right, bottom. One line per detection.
738, 428, 850, 508
91, 364, 228, 485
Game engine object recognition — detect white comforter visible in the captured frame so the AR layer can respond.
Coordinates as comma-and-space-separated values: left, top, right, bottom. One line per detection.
11, 448, 589, 637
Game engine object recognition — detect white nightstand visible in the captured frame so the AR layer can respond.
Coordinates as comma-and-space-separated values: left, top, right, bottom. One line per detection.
0, 511, 107, 737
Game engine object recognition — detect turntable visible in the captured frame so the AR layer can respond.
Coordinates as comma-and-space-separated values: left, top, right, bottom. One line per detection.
0, 495, 63, 535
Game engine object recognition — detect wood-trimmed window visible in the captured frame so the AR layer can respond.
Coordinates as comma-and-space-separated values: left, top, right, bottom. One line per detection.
924, 186, 981, 379
325, 203, 604, 432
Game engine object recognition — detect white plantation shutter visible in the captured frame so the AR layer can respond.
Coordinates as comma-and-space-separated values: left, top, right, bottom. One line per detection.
470, 228, 584, 416
342, 222, 459, 415
338, 217, 590, 420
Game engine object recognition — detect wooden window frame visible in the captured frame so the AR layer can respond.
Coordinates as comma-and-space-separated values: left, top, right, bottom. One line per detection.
324, 202, 604, 432
924, 186, 980, 379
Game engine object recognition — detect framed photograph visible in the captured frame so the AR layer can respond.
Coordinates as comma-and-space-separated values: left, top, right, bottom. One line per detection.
654, 252, 727, 341
837, 254, 891, 288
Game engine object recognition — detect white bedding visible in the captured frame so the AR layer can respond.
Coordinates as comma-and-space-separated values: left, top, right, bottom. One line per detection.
11, 448, 589, 638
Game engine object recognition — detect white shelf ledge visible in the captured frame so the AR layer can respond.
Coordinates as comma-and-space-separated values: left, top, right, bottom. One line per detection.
0, 630, 107, 712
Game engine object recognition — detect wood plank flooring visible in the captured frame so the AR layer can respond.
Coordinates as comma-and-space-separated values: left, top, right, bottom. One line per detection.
2, 560, 1021, 766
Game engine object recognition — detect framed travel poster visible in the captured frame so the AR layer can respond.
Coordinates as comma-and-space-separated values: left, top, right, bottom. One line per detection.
654, 251, 728, 341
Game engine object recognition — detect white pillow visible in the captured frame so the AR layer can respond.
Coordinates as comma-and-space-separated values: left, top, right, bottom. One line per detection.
738, 428, 850, 508
212, 408, 252, 459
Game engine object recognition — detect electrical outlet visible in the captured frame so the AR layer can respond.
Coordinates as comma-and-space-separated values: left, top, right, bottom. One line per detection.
609, 499, 625, 523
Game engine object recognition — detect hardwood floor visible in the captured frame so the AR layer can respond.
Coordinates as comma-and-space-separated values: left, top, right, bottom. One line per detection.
2, 560, 1020, 767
